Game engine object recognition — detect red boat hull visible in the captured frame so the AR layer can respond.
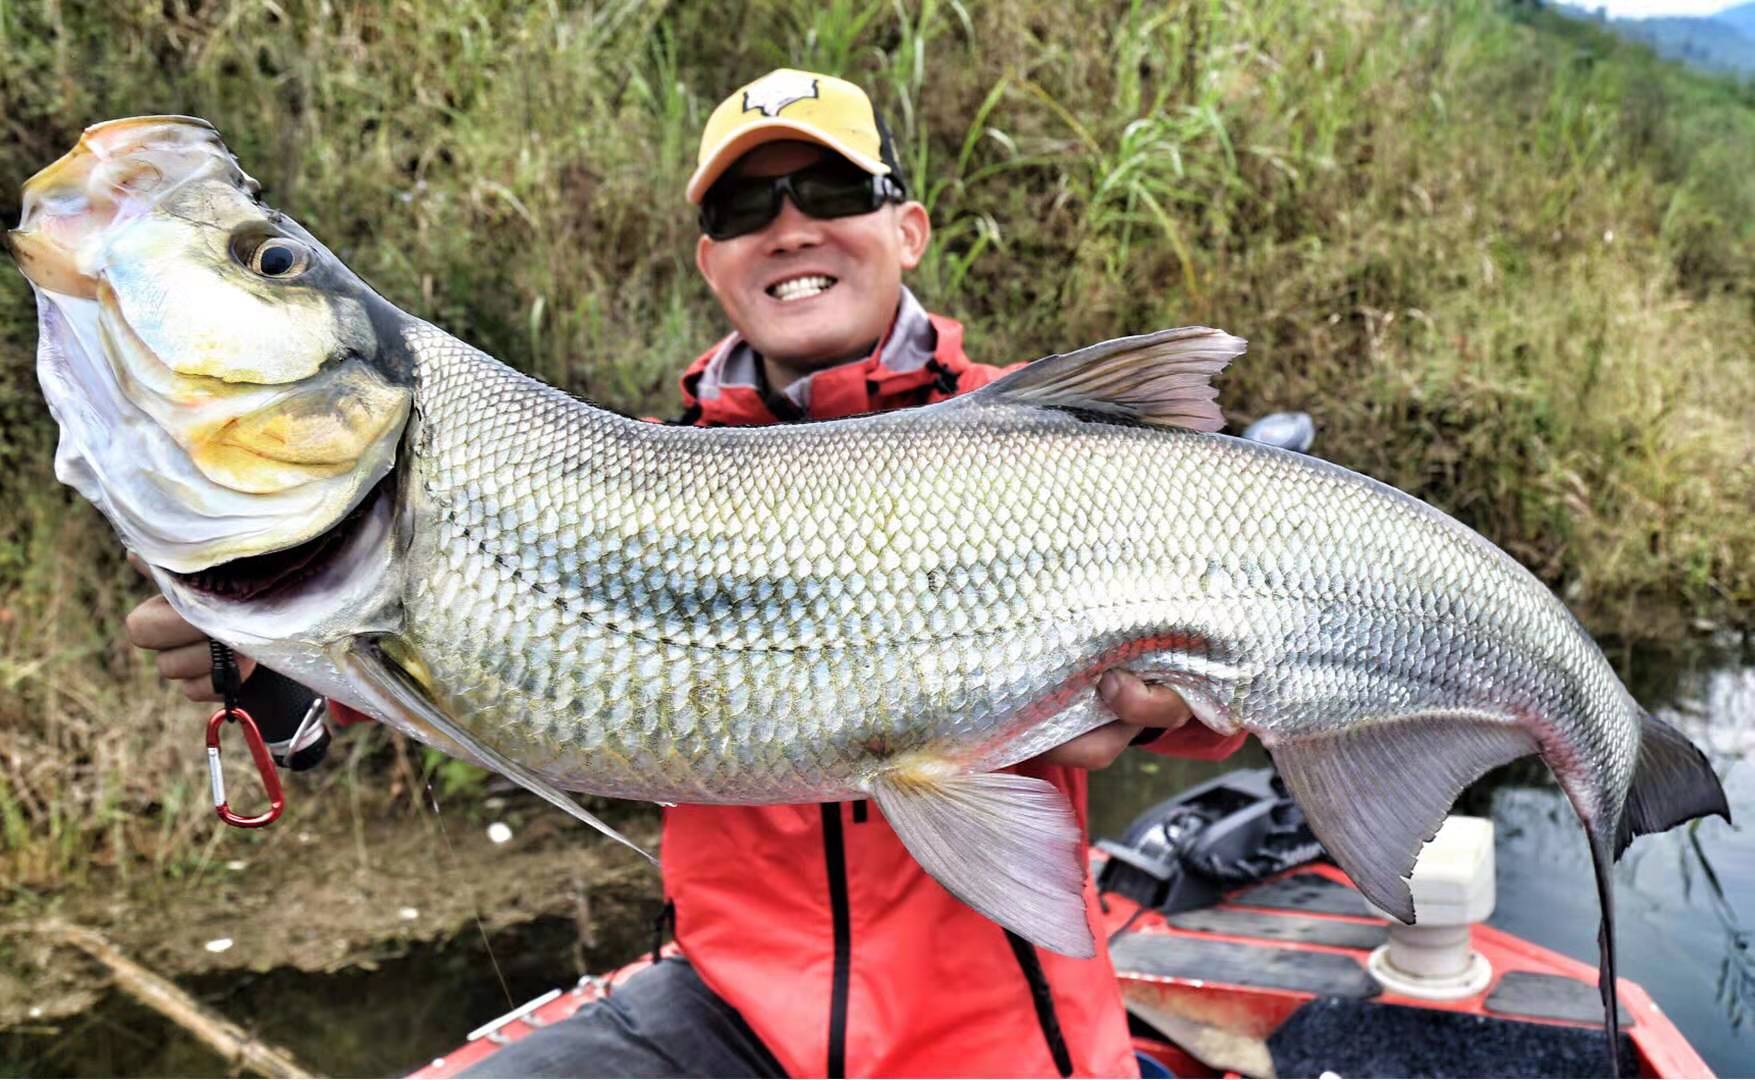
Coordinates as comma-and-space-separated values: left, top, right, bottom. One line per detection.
412, 860, 1711, 1079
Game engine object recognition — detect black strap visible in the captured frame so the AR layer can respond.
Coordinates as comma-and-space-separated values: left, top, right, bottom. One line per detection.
651, 898, 676, 967
925, 358, 960, 395
670, 370, 706, 426
209, 640, 242, 718
1004, 930, 1074, 1077
820, 804, 852, 1078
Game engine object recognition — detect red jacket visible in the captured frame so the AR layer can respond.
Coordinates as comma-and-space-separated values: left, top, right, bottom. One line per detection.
664, 301, 1244, 1077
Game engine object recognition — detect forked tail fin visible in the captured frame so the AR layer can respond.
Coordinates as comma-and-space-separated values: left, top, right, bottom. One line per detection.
1616, 710, 1731, 857
1593, 710, 1731, 1076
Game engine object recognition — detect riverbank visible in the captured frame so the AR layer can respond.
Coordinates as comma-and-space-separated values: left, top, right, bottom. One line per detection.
2, 791, 661, 1074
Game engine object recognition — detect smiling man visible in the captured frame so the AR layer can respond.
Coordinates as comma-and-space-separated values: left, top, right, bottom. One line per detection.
508, 69, 1243, 1080
123, 67, 1243, 1079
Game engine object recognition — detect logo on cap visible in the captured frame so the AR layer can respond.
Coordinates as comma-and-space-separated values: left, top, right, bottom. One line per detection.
742, 71, 820, 118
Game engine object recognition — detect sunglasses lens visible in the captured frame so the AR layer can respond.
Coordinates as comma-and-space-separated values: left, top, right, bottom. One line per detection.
701, 180, 779, 240
791, 166, 879, 219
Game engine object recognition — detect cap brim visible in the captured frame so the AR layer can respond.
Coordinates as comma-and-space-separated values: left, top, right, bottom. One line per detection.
685, 119, 890, 204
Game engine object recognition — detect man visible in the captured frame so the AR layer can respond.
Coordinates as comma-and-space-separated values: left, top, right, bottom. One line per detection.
125, 69, 1242, 1077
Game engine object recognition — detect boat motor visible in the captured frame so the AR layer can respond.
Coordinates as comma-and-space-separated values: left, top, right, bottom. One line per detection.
1097, 768, 1322, 914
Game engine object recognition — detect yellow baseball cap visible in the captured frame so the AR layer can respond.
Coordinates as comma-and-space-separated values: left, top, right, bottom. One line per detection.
686, 68, 902, 204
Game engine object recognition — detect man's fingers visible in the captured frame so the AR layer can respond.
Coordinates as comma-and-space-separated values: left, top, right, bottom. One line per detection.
156, 641, 215, 681
182, 675, 222, 703
127, 551, 150, 577
1098, 670, 1193, 730
170, 655, 258, 702
124, 594, 207, 650
1034, 721, 1143, 770
126, 592, 259, 699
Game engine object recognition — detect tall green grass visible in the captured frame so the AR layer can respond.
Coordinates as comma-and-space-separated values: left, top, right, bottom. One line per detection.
0, 0, 1750, 887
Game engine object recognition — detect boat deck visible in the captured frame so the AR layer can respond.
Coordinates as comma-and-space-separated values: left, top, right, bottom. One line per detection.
1104, 863, 1707, 1078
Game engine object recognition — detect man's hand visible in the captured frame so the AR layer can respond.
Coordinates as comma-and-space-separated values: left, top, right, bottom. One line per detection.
123, 555, 255, 701
1030, 671, 1195, 770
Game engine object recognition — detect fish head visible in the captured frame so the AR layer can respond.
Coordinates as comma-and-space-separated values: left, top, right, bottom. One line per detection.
8, 116, 412, 574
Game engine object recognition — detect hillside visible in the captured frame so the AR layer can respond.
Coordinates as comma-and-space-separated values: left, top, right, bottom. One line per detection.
1560, 1, 1755, 74
0, 0, 1751, 889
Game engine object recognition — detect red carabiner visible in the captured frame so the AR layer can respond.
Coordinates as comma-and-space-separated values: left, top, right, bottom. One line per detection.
205, 706, 285, 828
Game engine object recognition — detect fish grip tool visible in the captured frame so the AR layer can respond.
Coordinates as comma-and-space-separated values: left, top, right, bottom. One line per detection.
205, 640, 285, 828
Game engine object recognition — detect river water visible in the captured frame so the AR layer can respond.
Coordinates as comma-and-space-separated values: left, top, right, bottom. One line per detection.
6, 643, 1752, 1077
1087, 636, 1755, 1076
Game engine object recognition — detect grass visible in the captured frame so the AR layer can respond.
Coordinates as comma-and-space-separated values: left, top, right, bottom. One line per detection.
0, 0, 1751, 889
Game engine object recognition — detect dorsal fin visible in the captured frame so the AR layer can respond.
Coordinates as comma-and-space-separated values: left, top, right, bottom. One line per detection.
959, 325, 1246, 432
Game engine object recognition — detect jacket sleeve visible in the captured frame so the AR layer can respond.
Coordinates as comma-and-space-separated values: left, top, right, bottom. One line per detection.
1134, 723, 1248, 761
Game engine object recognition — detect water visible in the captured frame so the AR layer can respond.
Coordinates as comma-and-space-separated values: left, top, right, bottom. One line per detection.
1484, 649, 1755, 1075
0, 918, 592, 1078
1089, 638, 1755, 1077
5, 645, 1751, 1077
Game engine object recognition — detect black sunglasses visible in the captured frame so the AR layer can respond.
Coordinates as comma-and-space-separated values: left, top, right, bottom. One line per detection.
699, 162, 906, 241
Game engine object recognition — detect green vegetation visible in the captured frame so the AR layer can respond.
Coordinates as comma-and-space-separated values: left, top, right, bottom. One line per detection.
0, 0, 1750, 890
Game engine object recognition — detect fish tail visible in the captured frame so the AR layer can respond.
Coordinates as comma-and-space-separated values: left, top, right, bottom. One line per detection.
1615, 709, 1731, 858
1588, 828, 1625, 1078
1589, 710, 1729, 1077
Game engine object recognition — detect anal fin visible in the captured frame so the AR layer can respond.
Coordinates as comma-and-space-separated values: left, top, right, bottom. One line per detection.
1270, 715, 1536, 922
868, 768, 1094, 958
337, 635, 655, 864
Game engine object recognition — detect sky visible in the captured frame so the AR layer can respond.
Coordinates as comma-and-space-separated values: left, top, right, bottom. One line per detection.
1589, 0, 1737, 15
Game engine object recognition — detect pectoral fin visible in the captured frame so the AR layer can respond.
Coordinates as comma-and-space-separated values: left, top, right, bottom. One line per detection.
868, 768, 1094, 958
337, 635, 655, 864
1270, 715, 1536, 922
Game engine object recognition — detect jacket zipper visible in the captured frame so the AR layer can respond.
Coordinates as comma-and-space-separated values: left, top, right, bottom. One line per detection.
821, 803, 852, 1078
1005, 930, 1074, 1077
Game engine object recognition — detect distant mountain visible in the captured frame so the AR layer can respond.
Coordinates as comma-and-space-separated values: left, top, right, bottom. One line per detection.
1557, 2, 1755, 75
1716, 1, 1755, 37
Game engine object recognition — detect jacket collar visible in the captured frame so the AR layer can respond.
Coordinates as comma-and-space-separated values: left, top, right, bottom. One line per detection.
680, 287, 967, 425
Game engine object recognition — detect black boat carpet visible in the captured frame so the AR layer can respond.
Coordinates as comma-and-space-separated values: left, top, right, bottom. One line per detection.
1268, 998, 1638, 1079
1487, 970, 1634, 1027
1165, 908, 1389, 950
1109, 933, 1380, 999
1229, 873, 1380, 918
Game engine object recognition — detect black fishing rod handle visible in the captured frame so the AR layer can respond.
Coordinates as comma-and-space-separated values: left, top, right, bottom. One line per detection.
231, 661, 331, 771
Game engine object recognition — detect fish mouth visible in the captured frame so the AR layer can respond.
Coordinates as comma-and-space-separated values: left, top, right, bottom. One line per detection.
166, 470, 396, 602
11, 115, 411, 573
10, 116, 245, 298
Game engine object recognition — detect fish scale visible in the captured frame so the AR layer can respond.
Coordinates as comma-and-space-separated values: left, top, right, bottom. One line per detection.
10, 117, 1727, 1072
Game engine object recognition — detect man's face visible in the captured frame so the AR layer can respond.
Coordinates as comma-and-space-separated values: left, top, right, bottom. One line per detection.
695, 142, 930, 373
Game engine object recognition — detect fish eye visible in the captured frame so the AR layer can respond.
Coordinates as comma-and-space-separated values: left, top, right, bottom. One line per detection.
243, 237, 310, 278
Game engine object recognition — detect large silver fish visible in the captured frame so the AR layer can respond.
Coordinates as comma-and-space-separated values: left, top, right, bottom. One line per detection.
9, 118, 1728, 1065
